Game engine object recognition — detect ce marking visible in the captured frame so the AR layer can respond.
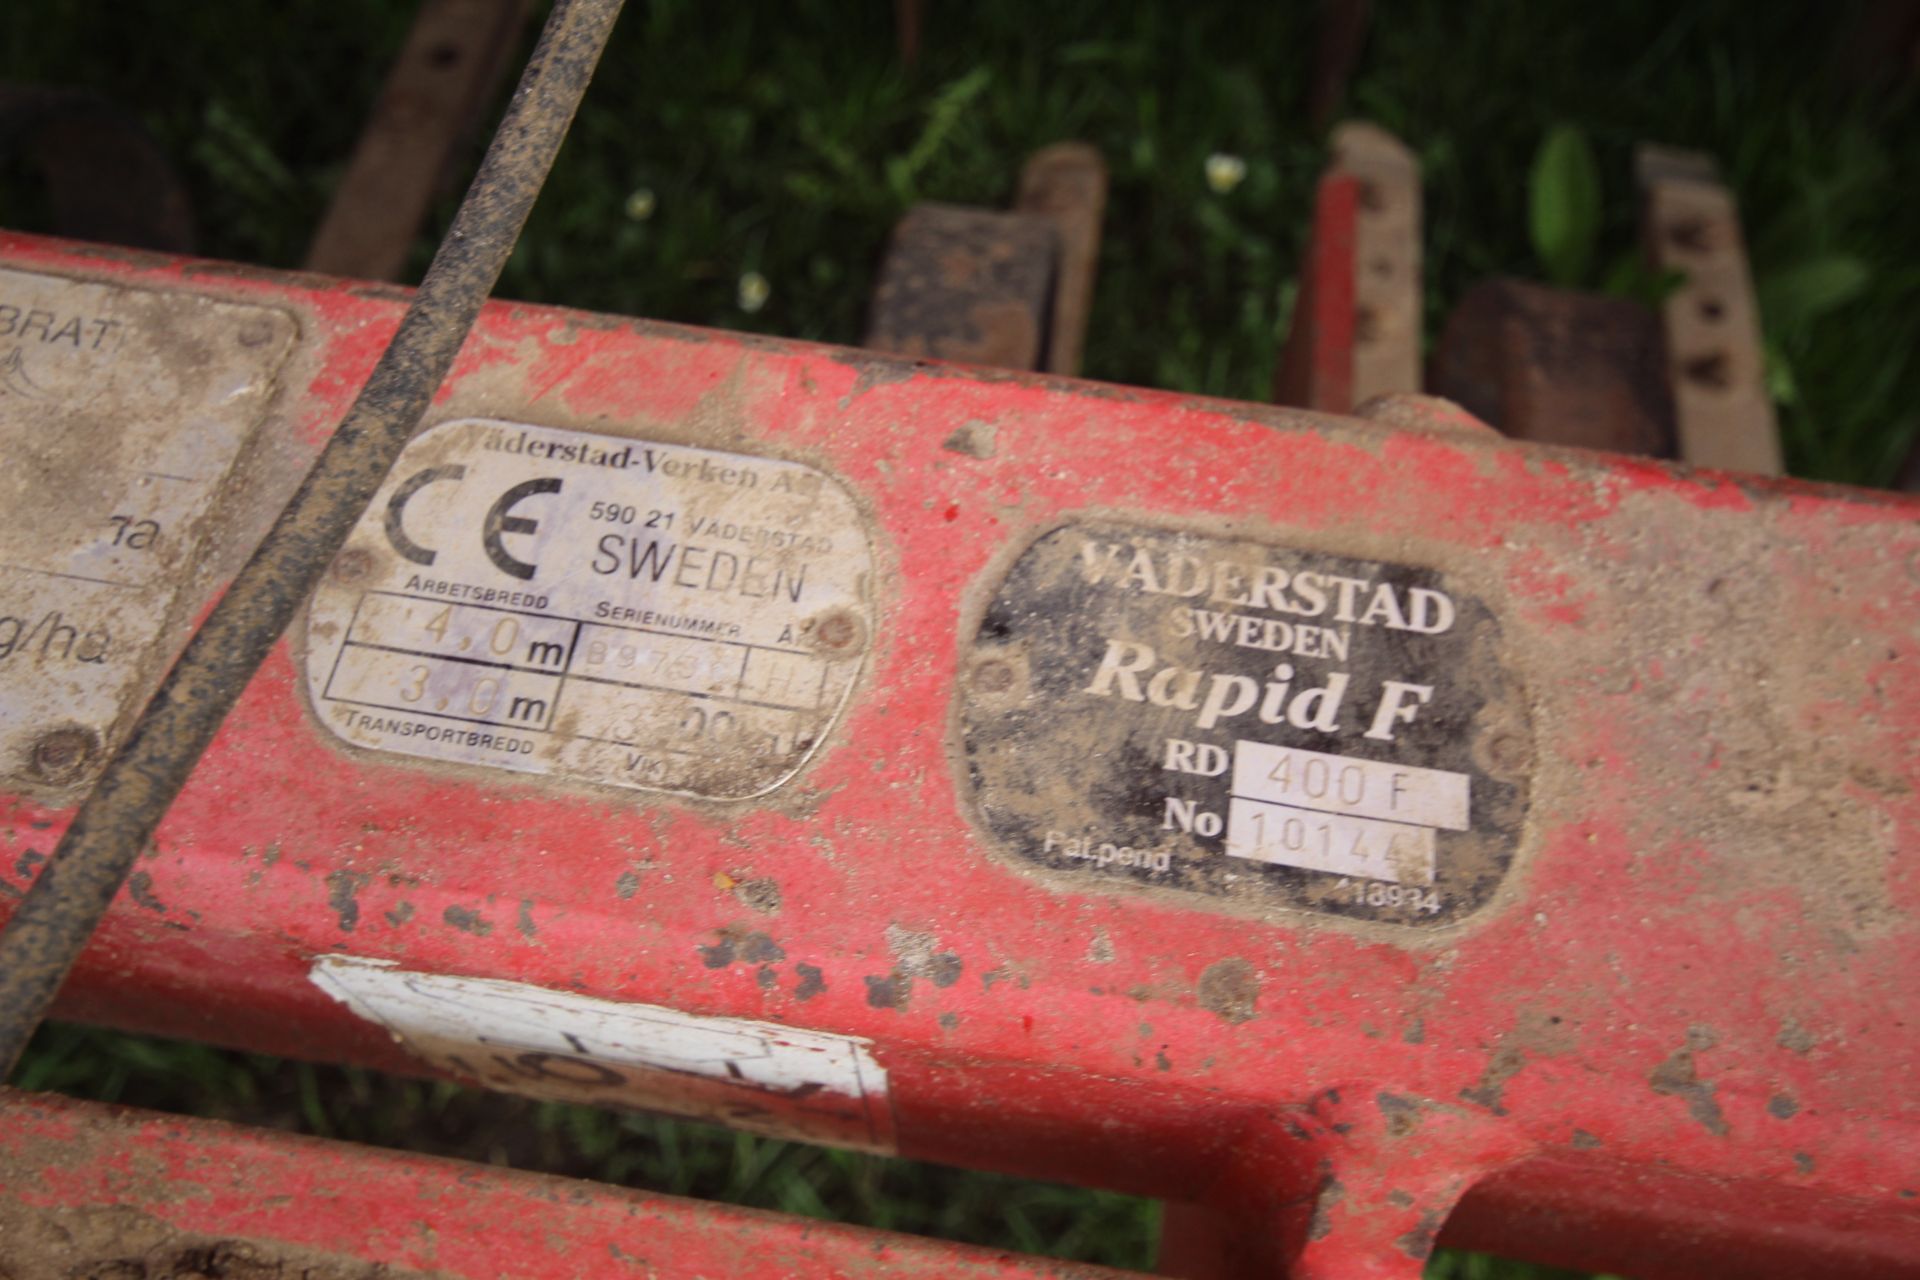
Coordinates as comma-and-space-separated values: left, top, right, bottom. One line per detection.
384, 465, 562, 581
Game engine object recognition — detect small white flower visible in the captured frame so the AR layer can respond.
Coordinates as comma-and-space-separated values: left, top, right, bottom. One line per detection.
1205, 152, 1247, 195
623, 187, 656, 221
737, 271, 771, 314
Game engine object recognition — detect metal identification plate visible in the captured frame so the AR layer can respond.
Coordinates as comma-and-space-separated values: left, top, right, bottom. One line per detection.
0, 268, 294, 789
305, 420, 872, 800
959, 522, 1531, 927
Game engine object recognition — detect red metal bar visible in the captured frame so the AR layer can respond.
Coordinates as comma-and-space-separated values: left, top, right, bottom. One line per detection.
1273, 171, 1359, 413
2, 231, 1917, 1277
0, 1087, 1146, 1280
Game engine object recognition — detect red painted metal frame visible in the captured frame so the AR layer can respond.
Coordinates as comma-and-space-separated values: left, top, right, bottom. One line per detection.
1272, 171, 1358, 414
3, 231, 1919, 1278
0, 1087, 1143, 1280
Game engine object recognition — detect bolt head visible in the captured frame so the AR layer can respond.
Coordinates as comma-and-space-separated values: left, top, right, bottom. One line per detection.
29, 727, 99, 784
972, 660, 1015, 693
810, 610, 865, 656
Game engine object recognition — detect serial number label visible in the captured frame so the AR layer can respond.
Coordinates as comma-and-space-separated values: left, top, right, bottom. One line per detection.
958, 523, 1531, 927
304, 420, 872, 799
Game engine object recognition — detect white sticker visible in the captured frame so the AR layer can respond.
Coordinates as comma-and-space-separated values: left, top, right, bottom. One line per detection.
304, 420, 873, 799
0, 269, 293, 787
1225, 743, 1467, 885
1230, 742, 1470, 830
1225, 795, 1437, 884
311, 956, 895, 1153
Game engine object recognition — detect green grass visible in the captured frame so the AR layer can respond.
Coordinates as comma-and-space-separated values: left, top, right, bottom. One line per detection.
3, 2, 1915, 1275
5, 1, 1914, 481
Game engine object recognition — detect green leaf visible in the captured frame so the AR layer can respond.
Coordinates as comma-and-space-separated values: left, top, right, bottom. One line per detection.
1764, 336, 1801, 407
1757, 254, 1869, 333
887, 65, 994, 202
1599, 249, 1684, 306
1529, 125, 1602, 287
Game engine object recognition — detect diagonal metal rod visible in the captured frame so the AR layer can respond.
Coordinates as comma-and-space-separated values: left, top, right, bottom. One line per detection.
0, 0, 625, 1076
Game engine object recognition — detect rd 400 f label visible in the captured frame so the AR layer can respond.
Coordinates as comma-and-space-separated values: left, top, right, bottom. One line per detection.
958, 523, 1530, 927
304, 420, 872, 800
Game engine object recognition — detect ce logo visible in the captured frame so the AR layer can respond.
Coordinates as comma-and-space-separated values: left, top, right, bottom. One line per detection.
384, 465, 562, 582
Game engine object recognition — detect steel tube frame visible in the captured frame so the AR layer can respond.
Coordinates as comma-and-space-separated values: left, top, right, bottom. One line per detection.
0, 233, 1915, 1277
